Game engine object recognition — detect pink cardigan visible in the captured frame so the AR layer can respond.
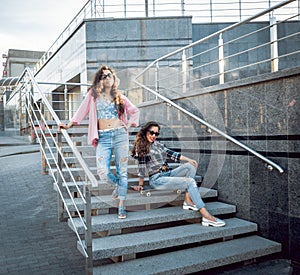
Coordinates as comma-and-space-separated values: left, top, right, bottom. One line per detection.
71, 89, 140, 146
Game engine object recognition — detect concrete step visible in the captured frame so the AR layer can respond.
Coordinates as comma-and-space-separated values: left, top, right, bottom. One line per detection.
68, 203, 235, 234
54, 175, 203, 193
77, 218, 257, 260
52, 162, 180, 173
47, 155, 96, 165
64, 187, 219, 211
92, 235, 281, 275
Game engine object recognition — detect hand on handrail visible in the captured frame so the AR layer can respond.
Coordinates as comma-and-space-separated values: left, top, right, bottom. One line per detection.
58, 121, 73, 130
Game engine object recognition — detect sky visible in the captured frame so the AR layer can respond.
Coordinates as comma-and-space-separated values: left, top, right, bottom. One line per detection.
0, 0, 87, 74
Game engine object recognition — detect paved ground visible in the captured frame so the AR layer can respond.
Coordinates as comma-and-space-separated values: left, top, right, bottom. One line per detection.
0, 134, 86, 274
0, 132, 298, 275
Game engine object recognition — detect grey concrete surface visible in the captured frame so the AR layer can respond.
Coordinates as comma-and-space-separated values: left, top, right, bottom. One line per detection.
0, 134, 86, 274
0, 133, 298, 274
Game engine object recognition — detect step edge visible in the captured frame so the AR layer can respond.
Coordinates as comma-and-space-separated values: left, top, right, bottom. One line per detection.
92, 236, 281, 275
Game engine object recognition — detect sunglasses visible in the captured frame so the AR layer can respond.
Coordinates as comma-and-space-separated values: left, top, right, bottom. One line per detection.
102, 73, 112, 80
148, 130, 160, 137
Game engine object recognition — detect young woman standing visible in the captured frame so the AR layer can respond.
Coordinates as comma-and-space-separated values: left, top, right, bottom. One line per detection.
59, 65, 139, 219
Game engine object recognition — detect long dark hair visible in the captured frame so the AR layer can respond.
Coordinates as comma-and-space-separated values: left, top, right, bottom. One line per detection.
131, 121, 160, 158
90, 64, 125, 117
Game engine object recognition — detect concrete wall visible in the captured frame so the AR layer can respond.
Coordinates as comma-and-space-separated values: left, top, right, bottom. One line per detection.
84, 16, 192, 105
34, 16, 192, 115
6, 49, 44, 77
137, 66, 300, 263
209, 68, 299, 262
35, 16, 192, 93
35, 26, 87, 94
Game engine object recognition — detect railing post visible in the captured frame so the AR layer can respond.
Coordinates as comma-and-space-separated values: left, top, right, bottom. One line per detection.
123, 0, 127, 17
181, 0, 185, 16
218, 33, 225, 84
57, 132, 64, 221
41, 102, 48, 175
182, 50, 187, 94
210, 0, 213, 23
64, 84, 68, 120
25, 88, 30, 136
91, 0, 96, 18
18, 88, 23, 135
0, 94, 3, 131
155, 62, 159, 100
24, 88, 29, 135
84, 183, 93, 274
145, 0, 148, 17
270, 14, 278, 72
239, 0, 242, 21
28, 83, 35, 142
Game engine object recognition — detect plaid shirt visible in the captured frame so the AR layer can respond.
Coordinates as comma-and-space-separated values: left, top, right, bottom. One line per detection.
137, 140, 181, 178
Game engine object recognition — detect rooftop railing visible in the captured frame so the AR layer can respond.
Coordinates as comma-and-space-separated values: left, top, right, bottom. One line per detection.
32, 0, 299, 74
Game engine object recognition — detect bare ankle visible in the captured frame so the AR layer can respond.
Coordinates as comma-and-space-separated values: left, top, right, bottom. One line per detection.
199, 208, 216, 221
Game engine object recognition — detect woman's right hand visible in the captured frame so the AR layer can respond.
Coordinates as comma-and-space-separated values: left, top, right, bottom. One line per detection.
58, 123, 69, 130
59, 121, 73, 130
131, 185, 143, 191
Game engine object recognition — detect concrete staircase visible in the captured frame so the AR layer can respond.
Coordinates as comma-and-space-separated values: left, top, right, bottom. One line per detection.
46, 121, 281, 274
92, 236, 280, 274
67, 191, 280, 274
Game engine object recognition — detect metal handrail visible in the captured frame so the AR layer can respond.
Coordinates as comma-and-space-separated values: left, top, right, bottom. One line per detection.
15, 67, 98, 258
3, 80, 90, 104
31, 0, 299, 74
134, 2, 291, 174
163, 12, 300, 91
20, 68, 98, 187
135, 82, 284, 173
135, 0, 295, 81
21, 90, 88, 255
23, 68, 98, 186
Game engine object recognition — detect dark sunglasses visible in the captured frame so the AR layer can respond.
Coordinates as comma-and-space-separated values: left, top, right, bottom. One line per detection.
102, 73, 112, 80
149, 130, 160, 137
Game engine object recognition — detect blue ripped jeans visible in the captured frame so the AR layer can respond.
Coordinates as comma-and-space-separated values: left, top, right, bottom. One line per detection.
149, 162, 205, 209
96, 127, 129, 200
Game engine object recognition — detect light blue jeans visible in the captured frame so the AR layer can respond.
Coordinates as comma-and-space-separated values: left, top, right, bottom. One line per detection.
96, 127, 129, 200
149, 162, 205, 209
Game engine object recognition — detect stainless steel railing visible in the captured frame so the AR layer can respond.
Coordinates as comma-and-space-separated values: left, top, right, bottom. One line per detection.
15, 67, 96, 258
32, 0, 299, 75
133, 1, 296, 173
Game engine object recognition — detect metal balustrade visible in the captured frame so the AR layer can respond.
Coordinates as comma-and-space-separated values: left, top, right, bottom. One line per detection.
133, 1, 296, 173
14, 67, 96, 259
32, 0, 299, 74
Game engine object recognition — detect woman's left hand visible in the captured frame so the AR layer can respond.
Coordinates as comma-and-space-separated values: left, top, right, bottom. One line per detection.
180, 155, 198, 168
131, 185, 143, 191
189, 159, 198, 168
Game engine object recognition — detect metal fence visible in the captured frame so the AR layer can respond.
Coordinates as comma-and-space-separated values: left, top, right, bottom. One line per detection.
33, 0, 299, 74
134, 0, 300, 95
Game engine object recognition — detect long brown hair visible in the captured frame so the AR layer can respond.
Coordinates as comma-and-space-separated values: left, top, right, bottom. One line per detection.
90, 64, 125, 117
131, 121, 160, 158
